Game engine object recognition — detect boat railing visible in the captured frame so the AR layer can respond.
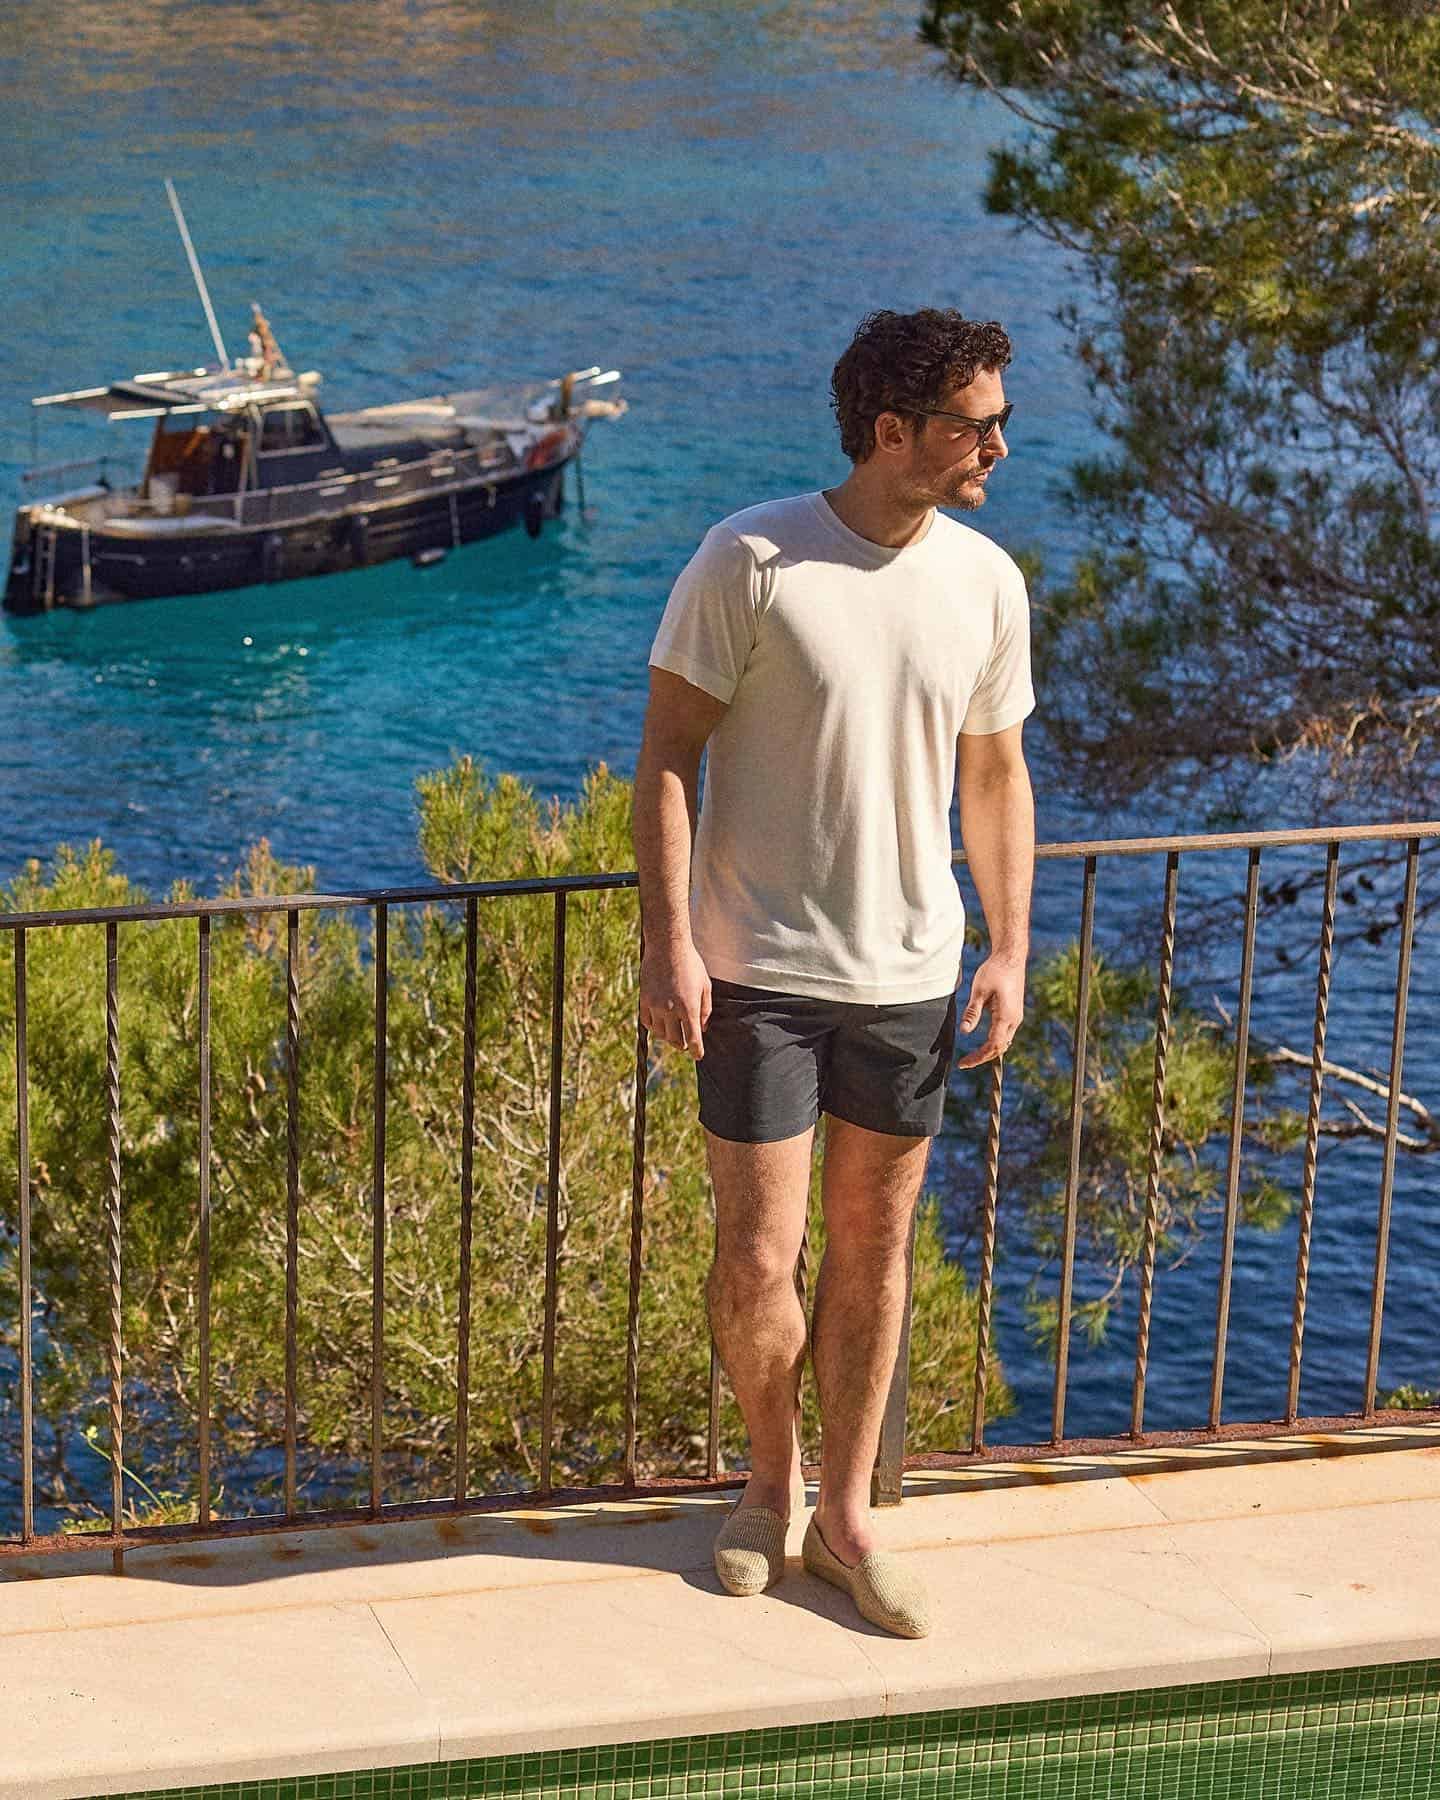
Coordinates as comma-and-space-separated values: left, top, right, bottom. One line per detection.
20, 455, 121, 493
26, 423, 569, 531
175, 439, 523, 529
5, 820, 1431, 1568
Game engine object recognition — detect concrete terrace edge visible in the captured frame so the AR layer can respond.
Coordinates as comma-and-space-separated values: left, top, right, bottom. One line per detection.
3, 1424, 1439, 1799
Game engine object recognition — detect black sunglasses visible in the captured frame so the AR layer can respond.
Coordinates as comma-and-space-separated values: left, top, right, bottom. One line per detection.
910, 402, 1013, 445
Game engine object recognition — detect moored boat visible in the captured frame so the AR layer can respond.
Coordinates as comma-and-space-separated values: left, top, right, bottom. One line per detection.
4, 183, 626, 614
5, 355, 626, 614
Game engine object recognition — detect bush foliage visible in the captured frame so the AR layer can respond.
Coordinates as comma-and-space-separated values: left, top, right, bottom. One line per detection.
0, 758, 1009, 1526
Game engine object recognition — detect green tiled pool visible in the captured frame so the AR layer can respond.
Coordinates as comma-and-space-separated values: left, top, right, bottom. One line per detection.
100, 1658, 1440, 1799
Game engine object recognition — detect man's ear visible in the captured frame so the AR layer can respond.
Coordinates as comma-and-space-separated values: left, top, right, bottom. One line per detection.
873, 410, 908, 455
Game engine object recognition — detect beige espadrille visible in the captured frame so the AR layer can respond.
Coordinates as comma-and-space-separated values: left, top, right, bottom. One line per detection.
713, 1503, 790, 1595
713, 1466, 807, 1596
802, 1515, 933, 1638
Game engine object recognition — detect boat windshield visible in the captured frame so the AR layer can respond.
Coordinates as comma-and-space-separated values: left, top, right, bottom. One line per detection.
257, 404, 327, 453
147, 413, 247, 498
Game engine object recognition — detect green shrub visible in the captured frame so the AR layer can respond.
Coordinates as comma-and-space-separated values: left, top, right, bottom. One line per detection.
0, 757, 1009, 1524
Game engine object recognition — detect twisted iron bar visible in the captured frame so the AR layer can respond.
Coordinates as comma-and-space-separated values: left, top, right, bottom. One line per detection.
1210, 849, 1263, 1430
15, 930, 33, 1541
970, 1055, 1004, 1452
624, 1006, 648, 1488
707, 1341, 721, 1483
539, 892, 566, 1497
285, 910, 301, 1516
105, 921, 124, 1572
1287, 843, 1340, 1422
370, 902, 387, 1514
1363, 837, 1421, 1416
1053, 855, 1097, 1444
198, 916, 212, 1524
1131, 852, 1180, 1437
454, 895, 477, 1504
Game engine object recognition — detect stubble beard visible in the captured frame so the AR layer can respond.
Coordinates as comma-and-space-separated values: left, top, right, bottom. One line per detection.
910, 453, 993, 518
897, 454, 990, 516
950, 475, 987, 512
936, 465, 989, 513
905, 447, 990, 514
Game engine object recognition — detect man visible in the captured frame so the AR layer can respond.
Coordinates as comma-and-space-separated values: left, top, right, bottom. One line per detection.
247, 302, 284, 381
631, 308, 1036, 1638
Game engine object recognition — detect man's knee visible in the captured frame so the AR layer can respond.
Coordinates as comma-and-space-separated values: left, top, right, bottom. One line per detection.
816, 1235, 911, 1313
821, 1205, 916, 1271
708, 1242, 803, 1310
705, 1125, 812, 1291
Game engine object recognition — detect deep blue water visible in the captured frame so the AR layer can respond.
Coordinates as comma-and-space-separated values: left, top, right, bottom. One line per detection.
1, 0, 1434, 1519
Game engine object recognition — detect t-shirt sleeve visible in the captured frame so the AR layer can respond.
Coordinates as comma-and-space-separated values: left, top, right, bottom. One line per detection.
960, 557, 1037, 736
648, 525, 758, 704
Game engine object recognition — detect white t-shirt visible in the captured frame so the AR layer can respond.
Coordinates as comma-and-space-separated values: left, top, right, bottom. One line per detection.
648, 489, 1035, 1004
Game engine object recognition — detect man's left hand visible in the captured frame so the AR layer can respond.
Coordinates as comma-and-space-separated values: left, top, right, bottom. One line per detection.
953, 954, 1026, 1068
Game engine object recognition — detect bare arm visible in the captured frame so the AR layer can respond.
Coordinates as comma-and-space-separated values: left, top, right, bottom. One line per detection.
631, 666, 729, 1058
954, 719, 1035, 1066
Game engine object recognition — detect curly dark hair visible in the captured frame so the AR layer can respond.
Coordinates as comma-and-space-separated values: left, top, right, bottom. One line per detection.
830, 309, 1013, 463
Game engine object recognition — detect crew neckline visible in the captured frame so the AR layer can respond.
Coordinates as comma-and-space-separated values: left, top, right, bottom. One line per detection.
807, 489, 938, 564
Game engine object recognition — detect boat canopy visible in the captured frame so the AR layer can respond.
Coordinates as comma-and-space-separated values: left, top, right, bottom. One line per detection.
32, 365, 318, 420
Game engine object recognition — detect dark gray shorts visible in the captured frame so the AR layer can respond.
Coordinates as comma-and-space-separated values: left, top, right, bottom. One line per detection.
695, 978, 959, 1144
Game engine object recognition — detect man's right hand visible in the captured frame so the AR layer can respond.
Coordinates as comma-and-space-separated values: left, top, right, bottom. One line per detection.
639, 942, 711, 1060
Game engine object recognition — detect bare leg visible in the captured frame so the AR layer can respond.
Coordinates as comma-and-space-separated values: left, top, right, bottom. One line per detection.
704, 1124, 813, 1517
811, 1115, 932, 1563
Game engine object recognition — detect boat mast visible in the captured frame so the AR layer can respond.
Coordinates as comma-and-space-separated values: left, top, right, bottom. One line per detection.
164, 179, 230, 369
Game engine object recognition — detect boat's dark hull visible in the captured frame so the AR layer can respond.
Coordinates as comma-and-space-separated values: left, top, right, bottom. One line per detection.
4, 463, 565, 614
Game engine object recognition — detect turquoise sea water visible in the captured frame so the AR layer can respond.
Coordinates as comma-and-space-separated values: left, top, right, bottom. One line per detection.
1, 0, 1434, 1510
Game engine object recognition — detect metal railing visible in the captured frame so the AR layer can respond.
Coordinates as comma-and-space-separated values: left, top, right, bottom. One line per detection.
208, 439, 521, 529
875, 819, 1437, 1499
1, 821, 1435, 1570
20, 455, 119, 491
23, 444, 525, 531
